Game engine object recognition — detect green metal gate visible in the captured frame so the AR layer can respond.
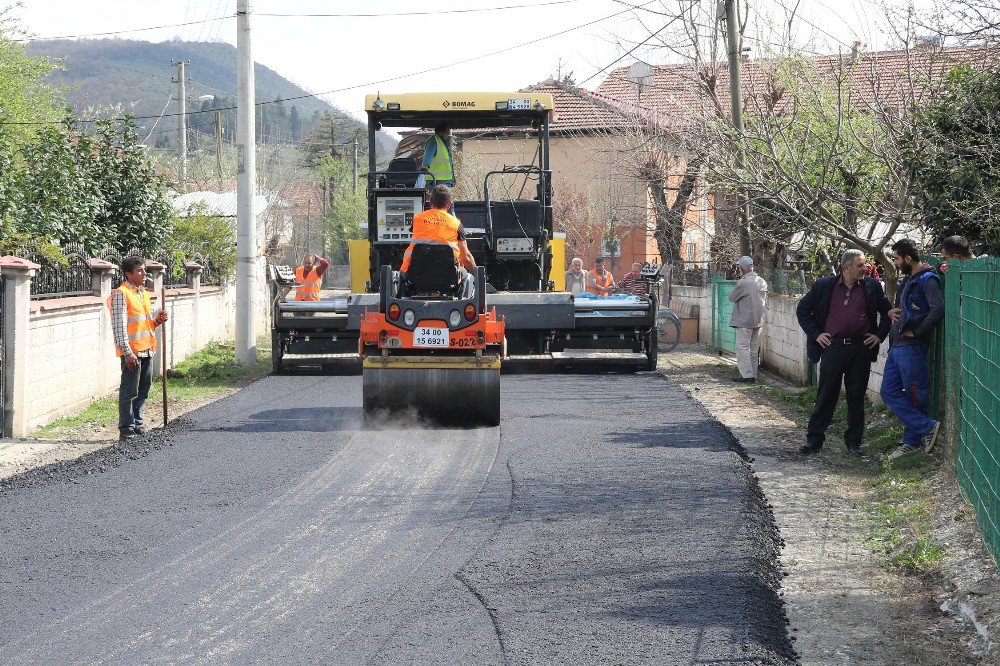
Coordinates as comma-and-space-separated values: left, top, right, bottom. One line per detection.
943, 256, 1000, 567
711, 275, 737, 354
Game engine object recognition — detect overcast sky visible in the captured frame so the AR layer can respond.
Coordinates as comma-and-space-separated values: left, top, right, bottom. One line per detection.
14, 0, 938, 122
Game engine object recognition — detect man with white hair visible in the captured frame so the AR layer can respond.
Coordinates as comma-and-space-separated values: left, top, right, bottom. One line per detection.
565, 257, 588, 296
728, 256, 768, 383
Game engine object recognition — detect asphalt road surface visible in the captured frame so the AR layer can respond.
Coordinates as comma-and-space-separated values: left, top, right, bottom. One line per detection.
0, 372, 793, 665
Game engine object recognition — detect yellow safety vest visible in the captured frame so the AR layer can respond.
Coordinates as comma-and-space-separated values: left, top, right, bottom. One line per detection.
295, 266, 322, 301
106, 284, 157, 356
401, 208, 462, 272
427, 134, 454, 184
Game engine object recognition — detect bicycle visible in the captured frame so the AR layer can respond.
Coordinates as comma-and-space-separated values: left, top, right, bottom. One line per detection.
656, 309, 682, 352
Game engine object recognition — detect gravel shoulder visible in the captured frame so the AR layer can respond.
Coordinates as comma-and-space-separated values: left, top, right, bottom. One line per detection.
660, 344, 998, 665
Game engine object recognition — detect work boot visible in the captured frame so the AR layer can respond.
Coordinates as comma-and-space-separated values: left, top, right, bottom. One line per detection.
799, 442, 822, 455
133, 425, 146, 435
846, 445, 862, 457
119, 429, 135, 442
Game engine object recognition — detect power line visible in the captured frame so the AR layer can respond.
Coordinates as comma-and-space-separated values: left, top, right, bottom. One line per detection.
256, 0, 583, 18
13, 15, 232, 43
2, 0, 658, 127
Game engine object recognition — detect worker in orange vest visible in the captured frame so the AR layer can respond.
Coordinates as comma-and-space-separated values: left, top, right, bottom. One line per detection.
285, 253, 329, 301
401, 184, 476, 276
107, 256, 168, 441
586, 257, 616, 295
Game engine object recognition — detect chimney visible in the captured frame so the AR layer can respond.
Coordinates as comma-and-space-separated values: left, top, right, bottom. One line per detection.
850, 41, 862, 64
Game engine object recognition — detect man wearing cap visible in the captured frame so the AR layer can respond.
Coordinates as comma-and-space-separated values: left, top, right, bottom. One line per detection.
796, 249, 892, 456
728, 256, 768, 382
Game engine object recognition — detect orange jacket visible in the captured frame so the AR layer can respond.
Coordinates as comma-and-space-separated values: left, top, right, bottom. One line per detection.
295, 265, 323, 301
107, 284, 157, 357
401, 208, 462, 272
587, 268, 614, 295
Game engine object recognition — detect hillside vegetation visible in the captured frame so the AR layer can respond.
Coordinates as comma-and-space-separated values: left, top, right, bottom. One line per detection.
27, 38, 395, 159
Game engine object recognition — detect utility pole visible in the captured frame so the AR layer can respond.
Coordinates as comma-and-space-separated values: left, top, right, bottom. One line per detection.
171, 60, 189, 192
215, 109, 223, 186
723, 0, 752, 257
352, 136, 359, 194
235, 0, 257, 365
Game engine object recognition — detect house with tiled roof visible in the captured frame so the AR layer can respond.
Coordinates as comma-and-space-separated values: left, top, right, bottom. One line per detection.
596, 44, 995, 120
397, 80, 714, 274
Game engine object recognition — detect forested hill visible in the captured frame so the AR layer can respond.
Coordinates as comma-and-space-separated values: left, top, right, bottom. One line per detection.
27, 39, 396, 158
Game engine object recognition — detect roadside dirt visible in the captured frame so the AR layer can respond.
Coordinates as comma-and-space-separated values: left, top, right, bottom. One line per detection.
0, 392, 238, 481
660, 344, 997, 665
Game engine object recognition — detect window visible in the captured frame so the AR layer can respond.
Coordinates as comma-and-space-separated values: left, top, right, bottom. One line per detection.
686, 242, 697, 262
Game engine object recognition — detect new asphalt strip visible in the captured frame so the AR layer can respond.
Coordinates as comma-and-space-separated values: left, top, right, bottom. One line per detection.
0, 372, 794, 664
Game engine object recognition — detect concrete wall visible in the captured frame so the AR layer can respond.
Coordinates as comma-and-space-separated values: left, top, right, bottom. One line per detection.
19, 285, 238, 433
669, 285, 889, 404
1, 258, 268, 437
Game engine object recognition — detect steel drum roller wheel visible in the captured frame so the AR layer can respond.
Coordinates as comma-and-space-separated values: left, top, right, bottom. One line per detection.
362, 365, 500, 427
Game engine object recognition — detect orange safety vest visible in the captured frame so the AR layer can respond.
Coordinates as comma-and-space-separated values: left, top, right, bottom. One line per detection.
401, 208, 462, 272
587, 269, 614, 295
295, 265, 323, 301
106, 283, 157, 357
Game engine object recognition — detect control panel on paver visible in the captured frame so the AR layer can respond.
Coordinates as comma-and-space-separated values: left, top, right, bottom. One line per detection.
376, 196, 423, 242
271, 264, 296, 285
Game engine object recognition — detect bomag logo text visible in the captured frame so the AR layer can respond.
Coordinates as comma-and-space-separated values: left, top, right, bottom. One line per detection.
445, 101, 476, 108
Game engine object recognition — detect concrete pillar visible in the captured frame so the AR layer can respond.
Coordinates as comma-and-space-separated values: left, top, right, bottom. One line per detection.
185, 262, 203, 348
90, 258, 119, 396
145, 260, 167, 378
1, 256, 40, 437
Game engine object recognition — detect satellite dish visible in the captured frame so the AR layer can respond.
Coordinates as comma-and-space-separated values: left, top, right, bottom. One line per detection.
628, 61, 654, 90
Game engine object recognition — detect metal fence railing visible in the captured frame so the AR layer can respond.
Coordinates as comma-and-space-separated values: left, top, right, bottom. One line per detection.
758, 267, 810, 297
16, 244, 94, 300
944, 256, 1000, 567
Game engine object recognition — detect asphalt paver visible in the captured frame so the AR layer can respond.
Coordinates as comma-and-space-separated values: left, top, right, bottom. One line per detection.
0, 371, 792, 664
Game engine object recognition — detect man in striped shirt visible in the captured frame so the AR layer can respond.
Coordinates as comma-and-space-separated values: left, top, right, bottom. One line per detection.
109, 257, 168, 441
617, 262, 649, 297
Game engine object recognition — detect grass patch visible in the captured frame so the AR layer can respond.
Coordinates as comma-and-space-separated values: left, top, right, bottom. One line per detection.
754, 382, 946, 573
35, 336, 272, 440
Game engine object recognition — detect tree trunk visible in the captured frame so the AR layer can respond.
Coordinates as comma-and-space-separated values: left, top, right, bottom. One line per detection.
651, 157, 703, 265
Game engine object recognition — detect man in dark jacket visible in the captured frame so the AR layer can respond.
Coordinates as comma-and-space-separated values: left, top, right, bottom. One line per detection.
796, 249, 893, 456
882, 238, 945, 459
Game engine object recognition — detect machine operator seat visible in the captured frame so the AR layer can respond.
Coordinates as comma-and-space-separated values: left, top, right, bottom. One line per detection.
398, 242, 474, 299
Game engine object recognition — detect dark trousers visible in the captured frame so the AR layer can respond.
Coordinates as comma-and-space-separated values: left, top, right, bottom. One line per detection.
806, 342, 872, 448
118, 355, 152, 433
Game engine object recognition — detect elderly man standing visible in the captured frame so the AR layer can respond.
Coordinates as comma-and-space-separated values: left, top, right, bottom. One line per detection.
728, 256, 768, 383
565, 257, 588, 296
796, 249, 892, 456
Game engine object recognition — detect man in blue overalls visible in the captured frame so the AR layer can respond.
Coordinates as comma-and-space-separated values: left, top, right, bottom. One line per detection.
882, 238, 945, 459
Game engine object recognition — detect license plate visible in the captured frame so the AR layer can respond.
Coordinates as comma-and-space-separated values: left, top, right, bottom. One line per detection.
413, 326, 448, 347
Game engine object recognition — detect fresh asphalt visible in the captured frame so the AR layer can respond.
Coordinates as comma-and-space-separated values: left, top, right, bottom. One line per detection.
0, 372, 794, 665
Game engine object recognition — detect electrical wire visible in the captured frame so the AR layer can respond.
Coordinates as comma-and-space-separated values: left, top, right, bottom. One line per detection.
141, 94, 176, 144
13, 15, 232, 42
256, 0, 584, 18
1, 0, 659, 127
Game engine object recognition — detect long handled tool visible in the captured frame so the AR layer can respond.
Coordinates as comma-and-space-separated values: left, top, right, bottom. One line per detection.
161, 286, 168, 428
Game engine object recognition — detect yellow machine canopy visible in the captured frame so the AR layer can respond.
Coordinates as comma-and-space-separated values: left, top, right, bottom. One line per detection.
364, 92, 554, 129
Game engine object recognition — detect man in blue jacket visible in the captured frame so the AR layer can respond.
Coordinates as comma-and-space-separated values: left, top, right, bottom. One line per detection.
882, 238, 945, 459
796, 249, 893, 456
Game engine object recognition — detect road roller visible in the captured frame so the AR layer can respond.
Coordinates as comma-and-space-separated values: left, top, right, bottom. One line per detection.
359, 259, 505, 426
357, 92, 660, 374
